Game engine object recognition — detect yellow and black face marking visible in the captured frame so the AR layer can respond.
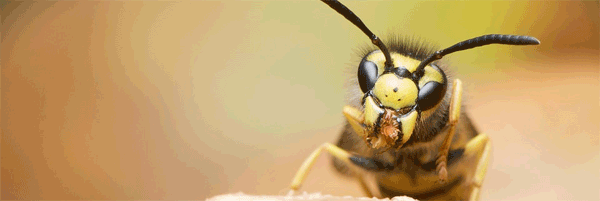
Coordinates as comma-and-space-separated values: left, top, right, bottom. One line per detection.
353, 50, 448, 150
289, 0, 539, 200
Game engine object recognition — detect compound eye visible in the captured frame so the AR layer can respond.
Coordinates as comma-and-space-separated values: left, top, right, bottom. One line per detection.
417, 81, 447, 111
416, 65, 448, 111
358, 59, 378, 93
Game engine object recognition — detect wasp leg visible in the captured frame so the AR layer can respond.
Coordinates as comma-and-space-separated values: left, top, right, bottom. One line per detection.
290, 143, 349, 190
342, 106, 367, 139
465, 133, 491, 201
357, 173, 379, 198
436, 79, 463, 182
290, 143, 390, 197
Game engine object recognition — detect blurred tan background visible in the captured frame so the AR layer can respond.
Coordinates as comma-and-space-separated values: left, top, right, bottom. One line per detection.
1, 1, 598, 200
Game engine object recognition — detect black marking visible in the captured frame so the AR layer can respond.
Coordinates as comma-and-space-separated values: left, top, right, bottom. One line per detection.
393, 87, 398, 92
420, 149, 465, 172
372, 113, 384, 138
379, 176, 464, 199
393, 118, 404, 147
398, 106, 412, 114
448, 148, 465, 165
385, 94, 388, 97
397, 98, 401, 101
349, 155, 395, 171
393, 67, 411, 78
395, 109, 421, 148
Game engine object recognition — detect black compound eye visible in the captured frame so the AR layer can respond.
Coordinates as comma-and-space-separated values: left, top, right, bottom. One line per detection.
416, 64, 448, 111
358, 59, 378, 93
417, 81, 447, 111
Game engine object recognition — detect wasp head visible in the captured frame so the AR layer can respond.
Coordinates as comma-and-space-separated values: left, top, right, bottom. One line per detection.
344, 50, 447, 150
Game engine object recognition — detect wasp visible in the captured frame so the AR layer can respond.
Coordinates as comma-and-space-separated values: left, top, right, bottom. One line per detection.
288, 0, 540, 200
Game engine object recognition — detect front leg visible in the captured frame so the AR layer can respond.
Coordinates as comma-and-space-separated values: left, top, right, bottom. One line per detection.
290, 143, 393, 197
436, 79, 463, 182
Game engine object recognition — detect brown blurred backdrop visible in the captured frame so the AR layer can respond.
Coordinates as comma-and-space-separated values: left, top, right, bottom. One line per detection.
1, 1, 598, 200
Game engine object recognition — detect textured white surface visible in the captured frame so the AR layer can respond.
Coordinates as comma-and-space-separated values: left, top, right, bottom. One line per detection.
206, 192, 417, 201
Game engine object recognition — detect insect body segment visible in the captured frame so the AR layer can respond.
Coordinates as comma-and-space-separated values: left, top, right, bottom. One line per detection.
289, 0, 540, 200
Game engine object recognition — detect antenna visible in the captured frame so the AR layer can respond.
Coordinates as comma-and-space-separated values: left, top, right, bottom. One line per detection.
414, 34, 540, 75
322, 0, 393, 68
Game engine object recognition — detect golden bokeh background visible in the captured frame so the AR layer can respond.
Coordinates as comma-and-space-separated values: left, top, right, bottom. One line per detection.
2, 1, 598, 200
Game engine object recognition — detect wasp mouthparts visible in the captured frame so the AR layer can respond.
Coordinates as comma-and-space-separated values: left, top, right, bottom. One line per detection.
369, 109, 402, 149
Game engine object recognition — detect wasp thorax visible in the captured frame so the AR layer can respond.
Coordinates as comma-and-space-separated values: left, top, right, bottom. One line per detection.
372, 74, 418, 110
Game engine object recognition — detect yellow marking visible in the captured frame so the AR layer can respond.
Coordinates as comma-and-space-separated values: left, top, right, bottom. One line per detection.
365, 51, 385, 75
343, 105, 367, 139
465, 133, 491, 201
470, 188, 480, 201
290, 143, 351, 190
364, 96, 384, 126
464, 134, 489, 162
365, 51, 423, 74
418, 66, 445, 88
399, 109, 418, 144
474, 138, 491, 186
450, 80, 462, 123
436, 79, 463, 182
372, 74, 418, 110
